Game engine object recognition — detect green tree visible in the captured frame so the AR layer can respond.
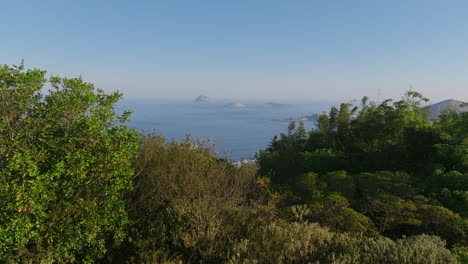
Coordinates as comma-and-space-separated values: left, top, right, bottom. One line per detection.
121, 134, 274, 263
434, 110, 468, 172
0, 64, 138, 263
306, 194, 378, 236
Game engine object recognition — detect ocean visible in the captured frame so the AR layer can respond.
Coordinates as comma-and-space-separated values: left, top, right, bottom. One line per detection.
117, 99, 337, 161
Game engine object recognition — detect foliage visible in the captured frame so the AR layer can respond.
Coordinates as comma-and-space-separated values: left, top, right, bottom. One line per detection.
1, 65, 464, 263
228, 222, 458, 264
0, 64, 138, 263
117, 134, 276, 263
452, 246, 468, 264
327, 234, 459, 264
257, 90, 467, 256
228, 221, 333, 264
434, 109, 468, 172
306, 194, 378, 236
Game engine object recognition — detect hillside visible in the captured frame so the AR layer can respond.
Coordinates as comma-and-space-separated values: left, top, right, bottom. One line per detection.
426, 99, 468, 120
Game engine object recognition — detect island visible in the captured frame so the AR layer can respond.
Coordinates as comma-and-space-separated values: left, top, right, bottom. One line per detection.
225, 102, 248, 108
272, 114, 319, 122
265, 102, 291, 107
194, 95, 215, 103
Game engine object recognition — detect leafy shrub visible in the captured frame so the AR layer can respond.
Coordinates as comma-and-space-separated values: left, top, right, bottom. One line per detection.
120, 134, 275, 263
0, 64, 138, 263
228, 221, 333, 264
452, 246, 468, 264
326, 234, 459, 264
300, 149, 347, 175
307, 194, 378, 236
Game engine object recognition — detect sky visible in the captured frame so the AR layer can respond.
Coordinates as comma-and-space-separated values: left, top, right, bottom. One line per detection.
1, 0, 468, 102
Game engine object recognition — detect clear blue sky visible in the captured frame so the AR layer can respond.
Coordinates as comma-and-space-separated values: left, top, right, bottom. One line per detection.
2, 0, 468, 102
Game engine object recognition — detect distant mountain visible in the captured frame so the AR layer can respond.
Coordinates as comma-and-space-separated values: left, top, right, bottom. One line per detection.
425, 99, 468, 120
225, 102, 247, 108
194, 95, 214, 103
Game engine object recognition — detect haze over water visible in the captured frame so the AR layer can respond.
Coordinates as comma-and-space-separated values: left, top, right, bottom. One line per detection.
118, 99, 337, 160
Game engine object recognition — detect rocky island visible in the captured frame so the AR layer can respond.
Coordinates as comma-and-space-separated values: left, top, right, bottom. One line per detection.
194, 95, 215, 103
265, 102, 291, 107
272, 113, 319, 122
225, 102, 248, 108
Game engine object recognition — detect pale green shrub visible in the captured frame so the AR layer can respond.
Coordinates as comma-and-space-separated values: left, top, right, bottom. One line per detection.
228, 221, 333, 264
327, 234, 459, 264
122, 135, 274, 263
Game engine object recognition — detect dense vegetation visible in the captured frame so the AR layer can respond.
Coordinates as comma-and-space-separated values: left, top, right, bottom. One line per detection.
257, 92, 468, 262
0, 64, 139, 262
0, 64, 466, 263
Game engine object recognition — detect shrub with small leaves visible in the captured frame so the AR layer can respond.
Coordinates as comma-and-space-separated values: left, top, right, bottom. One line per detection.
119, 134, 275, 263
228, 221, 333, 264
326, 234, 459, 264
0, 64, 139, 263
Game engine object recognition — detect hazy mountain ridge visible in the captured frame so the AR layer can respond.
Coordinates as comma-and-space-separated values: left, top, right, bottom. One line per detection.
426, 99, 468, 120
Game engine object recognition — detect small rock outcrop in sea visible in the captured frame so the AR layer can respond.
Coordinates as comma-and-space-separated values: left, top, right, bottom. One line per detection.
194, 95, 215, 103
272, 114, 320, 122
225, 102, 248, 108
265, 102, 290, 107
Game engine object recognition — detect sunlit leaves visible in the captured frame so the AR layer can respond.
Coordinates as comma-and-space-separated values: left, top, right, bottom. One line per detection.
0, 64, 138, 262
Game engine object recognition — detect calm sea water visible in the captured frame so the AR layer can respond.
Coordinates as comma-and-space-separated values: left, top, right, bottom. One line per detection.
117, 99, 337, 161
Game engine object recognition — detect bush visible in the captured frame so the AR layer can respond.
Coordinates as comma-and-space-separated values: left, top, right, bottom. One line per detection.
306, 194, 378, 236
228, 221, 333, 264
327, 234, 459, 264
452, 246, 468, 264
0, 64, 138, 262
120, 134, 275, 263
